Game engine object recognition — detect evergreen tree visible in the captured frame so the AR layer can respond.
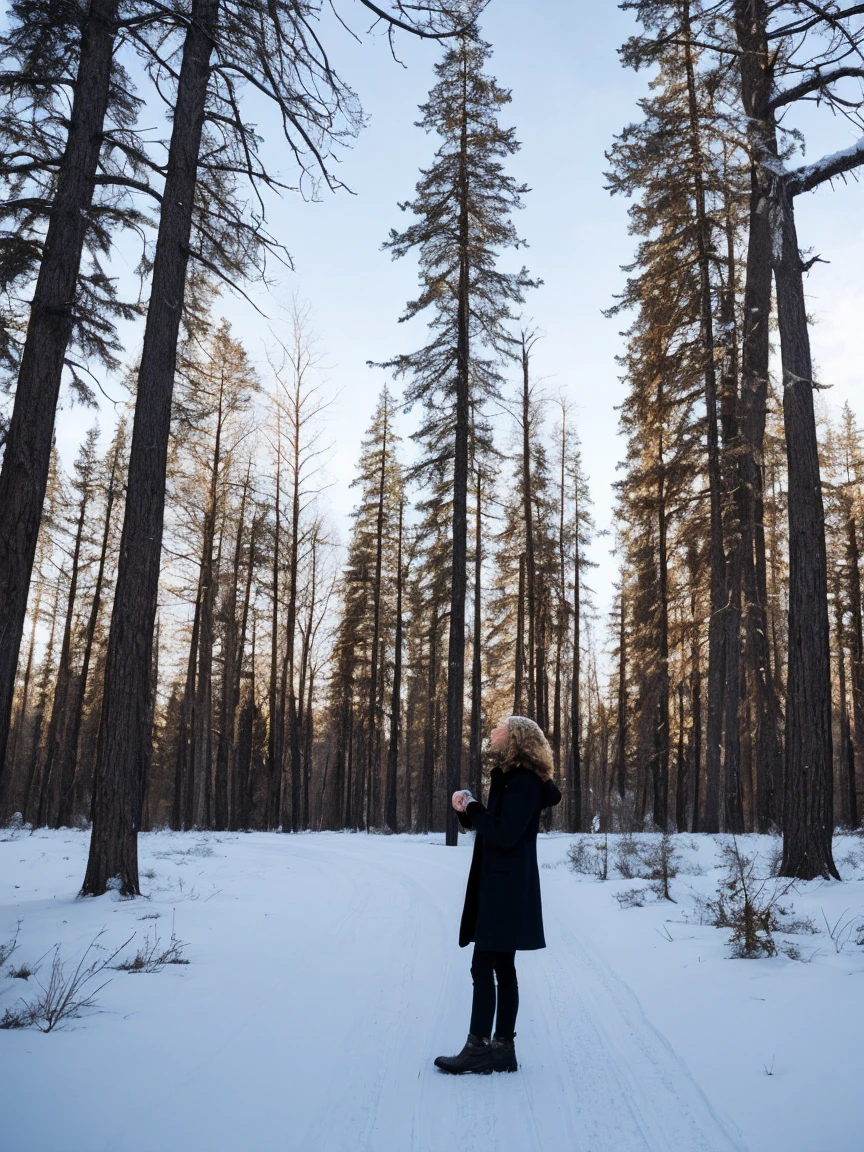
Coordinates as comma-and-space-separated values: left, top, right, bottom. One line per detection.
380, 12, 535, 843
329, 388, 404, 830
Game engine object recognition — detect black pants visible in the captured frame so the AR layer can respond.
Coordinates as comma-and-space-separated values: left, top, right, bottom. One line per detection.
469, 947, 518, 1041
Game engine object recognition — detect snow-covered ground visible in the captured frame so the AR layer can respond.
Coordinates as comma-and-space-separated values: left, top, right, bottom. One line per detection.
1, 827, 862, 1152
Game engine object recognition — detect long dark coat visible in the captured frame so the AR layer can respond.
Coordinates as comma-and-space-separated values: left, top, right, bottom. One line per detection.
457, 764, 562, 952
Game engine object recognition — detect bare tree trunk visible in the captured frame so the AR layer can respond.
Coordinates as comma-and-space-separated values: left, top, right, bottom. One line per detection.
773, 181, 838, 880
833, 579, 855, 827
82, 0, 219, 896
57, 437, 122, 828
614, 592, 627, 800
519, 333, 537, 722
514, 553, 526, 714
717, 194, 745, 833
846, 515, 863, 828
654, 427, 669, 830
40, 484, 90, 826
0, 0, 120, 780
269, 415, 283, 830
366, 407, 388, 830
229, 516, 256, 830
675, 679, 687, 831
688, 548, 703, 832
385, 500, 404, 831
468, 471, 483, 800
24, 578, 62, 824
284, 421, 302, 834
218, 467, 250, 831
174, 585, 202, 830
421, 620, 439, 835
192, 387, 225, 829
570, 477, 582, 832
0, 584, 42, 819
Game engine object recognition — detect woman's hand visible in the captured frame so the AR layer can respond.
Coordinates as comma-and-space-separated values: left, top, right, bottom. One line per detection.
451, 789, 474, 813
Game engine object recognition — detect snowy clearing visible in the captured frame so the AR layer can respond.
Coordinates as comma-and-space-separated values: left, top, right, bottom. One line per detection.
1, 829, 862, 1152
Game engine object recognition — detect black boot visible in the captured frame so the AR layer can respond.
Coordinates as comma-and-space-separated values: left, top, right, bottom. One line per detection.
491, 1034, 518, 1073
434, 1033, 493, 1075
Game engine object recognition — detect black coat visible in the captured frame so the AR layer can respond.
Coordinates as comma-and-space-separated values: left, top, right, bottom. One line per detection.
457, 765, 562, 952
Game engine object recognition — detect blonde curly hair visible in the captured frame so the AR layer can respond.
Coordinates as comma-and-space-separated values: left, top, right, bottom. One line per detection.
490, 715, 554, 781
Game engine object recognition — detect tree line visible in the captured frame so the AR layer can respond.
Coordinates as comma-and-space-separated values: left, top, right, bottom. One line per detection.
1, 0, 863, 892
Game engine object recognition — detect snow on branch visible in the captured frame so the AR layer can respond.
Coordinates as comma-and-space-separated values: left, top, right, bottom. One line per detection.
787, 135, 864, 195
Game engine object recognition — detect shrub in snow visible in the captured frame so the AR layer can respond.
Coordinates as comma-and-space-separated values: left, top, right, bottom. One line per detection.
615, 887, 649, 909
705, 839, 795, 959
614, 833, 642, 879
567, 834, 609, 879
0, 931, 132, 1032
642, 831, 680, 903
115, 919, 188, 973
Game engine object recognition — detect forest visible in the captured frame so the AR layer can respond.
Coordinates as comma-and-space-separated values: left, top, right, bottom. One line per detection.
1, 0, 864, 896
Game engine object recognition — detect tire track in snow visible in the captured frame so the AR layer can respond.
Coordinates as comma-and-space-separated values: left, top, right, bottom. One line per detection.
536, 888, 748, 1152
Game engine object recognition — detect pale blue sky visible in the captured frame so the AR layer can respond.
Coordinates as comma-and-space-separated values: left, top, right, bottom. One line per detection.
51, 0, 864, 629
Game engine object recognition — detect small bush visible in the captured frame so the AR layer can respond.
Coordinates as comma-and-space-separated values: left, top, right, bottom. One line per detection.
0, 931, 132, 1032
615, 887, 649, 909
8, 962, 36, 980
642, 831, 680, 902
614, 833, 642, 879
115, 920, 188, 973
706, 839, 795, 958
567, 834, 609, 879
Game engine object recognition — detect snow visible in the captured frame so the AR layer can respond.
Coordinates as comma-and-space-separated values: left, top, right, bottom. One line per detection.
1, 828, 862, 1152
789, 135, 864, 194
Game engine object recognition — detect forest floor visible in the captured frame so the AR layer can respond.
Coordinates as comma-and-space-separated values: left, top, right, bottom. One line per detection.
0, 827, 862, 1152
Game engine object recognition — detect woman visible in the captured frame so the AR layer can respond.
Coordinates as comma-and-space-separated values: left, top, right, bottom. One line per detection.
434, 715, 562, 1075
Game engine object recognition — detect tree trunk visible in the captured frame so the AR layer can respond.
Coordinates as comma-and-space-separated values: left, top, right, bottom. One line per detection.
174, 582, 202, 830
682, 3, 725, 833
468, 471, 483, 800
56, 437, 121, 828
285, 426, 302, 834
192, 386, 225, 829
654, 427, 669, 830
514, 553, 526, 714
269, 414, 283, 830
614, 592, 627, 801
570, 477, 582, 832
23, 579, 62, 824
0, 583, 42, 820
720, 202, 745, 835
444, 45, 470, 848
40, 485, 90, 826
366, 408, 388, 830
520, 336, 537, 722
0, 0, 120, 781
833, 579, 855, 827
82, 0, 219, 896
846, 515, 863, 827
732, 0, 784, 833
229, 513, 256, 830
218, 468, 250, 831
385, 500, 404, 831
773, 181, 838, 879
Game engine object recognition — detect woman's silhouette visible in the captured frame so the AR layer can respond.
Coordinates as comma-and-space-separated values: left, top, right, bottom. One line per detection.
435, 715, 562, 1074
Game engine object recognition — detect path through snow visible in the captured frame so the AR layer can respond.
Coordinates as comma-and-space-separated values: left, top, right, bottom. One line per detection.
0, 831, 749, 1152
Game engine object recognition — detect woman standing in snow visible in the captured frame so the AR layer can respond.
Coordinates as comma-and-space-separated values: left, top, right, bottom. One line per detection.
434, 715, 562, 1075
